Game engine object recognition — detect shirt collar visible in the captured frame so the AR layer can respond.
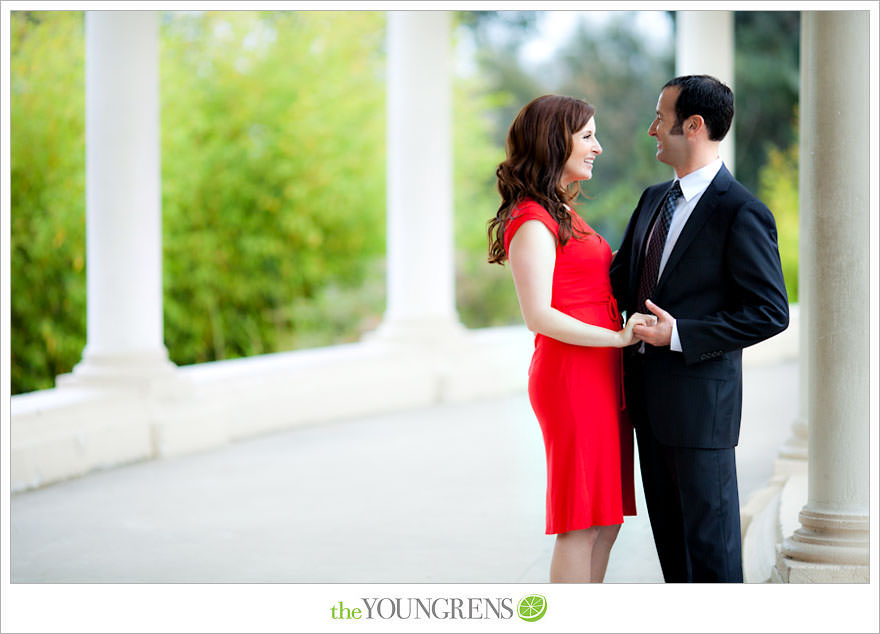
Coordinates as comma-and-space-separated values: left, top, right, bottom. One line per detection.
674, 157, 724, 202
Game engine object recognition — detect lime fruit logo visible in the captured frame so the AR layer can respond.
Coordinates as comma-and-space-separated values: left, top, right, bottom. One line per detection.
517, 594, 547, 622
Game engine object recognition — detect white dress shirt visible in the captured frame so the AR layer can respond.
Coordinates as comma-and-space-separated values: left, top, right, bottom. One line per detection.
643, 157, 724, 352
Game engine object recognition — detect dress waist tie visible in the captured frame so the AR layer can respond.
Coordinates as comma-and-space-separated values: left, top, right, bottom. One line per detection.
558, 294, 627, 411
608, 296, 627, 412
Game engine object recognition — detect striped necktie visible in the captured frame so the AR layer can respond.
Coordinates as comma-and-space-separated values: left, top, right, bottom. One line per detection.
636, 181, 683, 314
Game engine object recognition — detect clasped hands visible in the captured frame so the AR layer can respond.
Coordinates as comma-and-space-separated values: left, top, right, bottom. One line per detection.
620, 299, 674, 347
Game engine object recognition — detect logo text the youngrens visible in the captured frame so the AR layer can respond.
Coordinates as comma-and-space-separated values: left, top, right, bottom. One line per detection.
330, 597, 514, 620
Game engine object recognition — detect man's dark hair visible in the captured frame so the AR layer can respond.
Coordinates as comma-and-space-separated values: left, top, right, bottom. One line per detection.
663, 75, 734, 141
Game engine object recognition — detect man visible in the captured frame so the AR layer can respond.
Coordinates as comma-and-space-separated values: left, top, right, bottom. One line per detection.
610, 75, 789, 582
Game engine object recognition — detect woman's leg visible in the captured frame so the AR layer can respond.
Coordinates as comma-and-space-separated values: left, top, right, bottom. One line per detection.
590, 524, 621, 582
549, 527, 599, 582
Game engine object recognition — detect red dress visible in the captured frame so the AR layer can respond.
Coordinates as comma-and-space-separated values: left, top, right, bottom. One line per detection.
504, 200, 636, 534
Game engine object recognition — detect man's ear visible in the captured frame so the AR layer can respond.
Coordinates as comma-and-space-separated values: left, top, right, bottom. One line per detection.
685, 115, 706, 139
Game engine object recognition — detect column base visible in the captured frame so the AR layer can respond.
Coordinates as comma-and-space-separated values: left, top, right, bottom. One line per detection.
779, 508, 869, 567
364, 315, 468, 347
774, 549, 869, 583
776, 417, 808, 462
56, 349, 210, 458
363, 315, 468, 404
361, 316, 529, 403
57, 348, 185, 397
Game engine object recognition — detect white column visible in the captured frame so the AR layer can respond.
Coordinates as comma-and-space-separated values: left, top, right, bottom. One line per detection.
372, 10, 464, 343
60, 11, 176, 388
777, 11, 869, 582
675, 11, 735, 172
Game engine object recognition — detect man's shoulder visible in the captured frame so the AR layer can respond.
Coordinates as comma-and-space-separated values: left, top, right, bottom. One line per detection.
723, 172, 756, 199
722, 174, 772, 212
711, 173, 780, 233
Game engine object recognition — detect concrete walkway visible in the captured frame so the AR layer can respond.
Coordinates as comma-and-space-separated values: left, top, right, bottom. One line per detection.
11, 361, 797, 584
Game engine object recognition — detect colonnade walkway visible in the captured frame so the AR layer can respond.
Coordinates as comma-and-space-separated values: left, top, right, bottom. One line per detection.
11, 360, 797, 584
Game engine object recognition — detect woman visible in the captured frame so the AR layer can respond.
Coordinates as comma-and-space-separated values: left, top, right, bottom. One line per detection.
488, 95, 649, 583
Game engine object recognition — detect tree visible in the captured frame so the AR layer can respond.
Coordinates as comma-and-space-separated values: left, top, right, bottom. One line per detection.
11, 11, 392, 392
10, 10, 512, 392
160, 12, 388, 364
10, 11, 86, 394
757, 119, 799, 302
455, 11, 674, 259
554, 13, 674, 244
734, 12, 800, 194
735, 13, 799, 300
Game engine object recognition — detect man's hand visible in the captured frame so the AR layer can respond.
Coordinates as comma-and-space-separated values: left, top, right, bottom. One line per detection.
633, 299, 674, 347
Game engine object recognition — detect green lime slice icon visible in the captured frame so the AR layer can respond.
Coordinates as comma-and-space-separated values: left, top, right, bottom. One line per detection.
517, 594, 547, 622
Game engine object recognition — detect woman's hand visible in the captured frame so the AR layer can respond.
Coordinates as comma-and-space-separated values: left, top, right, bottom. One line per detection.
616, 312, 657, 347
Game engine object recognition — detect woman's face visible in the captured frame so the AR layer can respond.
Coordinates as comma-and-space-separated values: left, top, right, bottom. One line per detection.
561, 116, 602, 188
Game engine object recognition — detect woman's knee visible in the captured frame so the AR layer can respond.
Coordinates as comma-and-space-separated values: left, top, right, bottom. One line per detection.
557, 526, 600, 545
597, 524, 621, 544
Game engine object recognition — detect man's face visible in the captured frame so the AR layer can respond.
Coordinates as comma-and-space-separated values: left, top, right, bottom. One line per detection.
648, 86, 687, 168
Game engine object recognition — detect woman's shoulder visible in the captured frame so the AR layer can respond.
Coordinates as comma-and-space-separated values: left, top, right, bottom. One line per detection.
510, 199, 556, 223
503, 199, 560, 253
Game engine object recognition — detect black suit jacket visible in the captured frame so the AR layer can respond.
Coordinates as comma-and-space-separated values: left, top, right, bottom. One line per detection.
610, 165, 789, 448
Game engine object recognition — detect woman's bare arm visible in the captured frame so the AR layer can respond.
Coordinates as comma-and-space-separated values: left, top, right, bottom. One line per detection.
508, 221, 644, 348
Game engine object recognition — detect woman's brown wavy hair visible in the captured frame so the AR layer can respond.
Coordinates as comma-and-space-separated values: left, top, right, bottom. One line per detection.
487, 95, 595, 264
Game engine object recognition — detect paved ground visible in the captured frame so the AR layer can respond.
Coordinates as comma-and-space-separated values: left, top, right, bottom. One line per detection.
10, 361, 797, 584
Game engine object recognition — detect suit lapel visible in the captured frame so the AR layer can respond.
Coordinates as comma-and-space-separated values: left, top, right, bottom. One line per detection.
655, 165, 733, 295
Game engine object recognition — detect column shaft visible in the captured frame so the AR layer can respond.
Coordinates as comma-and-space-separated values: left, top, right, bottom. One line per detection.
378, 11, 462, 340
62, 11, 174, 385
779, 10, 869, 576
675, 11, 735, 172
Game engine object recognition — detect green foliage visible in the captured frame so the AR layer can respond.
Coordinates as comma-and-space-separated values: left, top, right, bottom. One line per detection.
451, 67, 520, 327
10, 10, 517, 393
734, 11, 800, 193
10, 12, 86, 394
453, 11, 674, 329
10, 11, 390, 393
160, 12, 387, 365
555, 14, 675, 247
467, 11, 676, 252
757, 131, 799, 303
